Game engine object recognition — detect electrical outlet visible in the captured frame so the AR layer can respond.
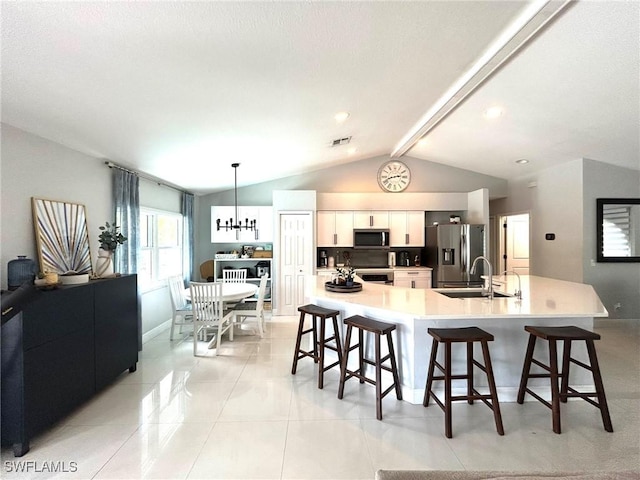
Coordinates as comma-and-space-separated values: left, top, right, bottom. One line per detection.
614, 302, 622, 311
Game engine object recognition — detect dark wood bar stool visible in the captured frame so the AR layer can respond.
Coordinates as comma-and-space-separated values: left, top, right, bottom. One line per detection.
337, 315, 402, 420
423, 327, 504, 438
517, 325, 613, 434
291, 304, 343, 389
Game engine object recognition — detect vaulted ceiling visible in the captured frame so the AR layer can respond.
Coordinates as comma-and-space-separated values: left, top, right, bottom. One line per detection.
2, 1, 638, 195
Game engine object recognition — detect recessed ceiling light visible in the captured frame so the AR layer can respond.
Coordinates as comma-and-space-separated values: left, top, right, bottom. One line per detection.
334, 112, 350, 123
515, 159, 529, 164
417, 137, 429, 146
348, 147, 357, 155
484, 106, 503, 119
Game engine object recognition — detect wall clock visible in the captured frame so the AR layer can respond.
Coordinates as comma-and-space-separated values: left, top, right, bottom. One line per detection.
377, 160, 411, 192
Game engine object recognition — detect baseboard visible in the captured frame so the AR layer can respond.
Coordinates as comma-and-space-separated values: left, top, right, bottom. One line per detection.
142, 318, 172, 344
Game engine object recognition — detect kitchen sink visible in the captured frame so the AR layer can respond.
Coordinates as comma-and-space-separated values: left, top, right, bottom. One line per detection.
435, 289, 512, 299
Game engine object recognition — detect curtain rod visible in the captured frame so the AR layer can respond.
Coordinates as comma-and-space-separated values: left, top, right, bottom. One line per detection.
104, 161, 192, 195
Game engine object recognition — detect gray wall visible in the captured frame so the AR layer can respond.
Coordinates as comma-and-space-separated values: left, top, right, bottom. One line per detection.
0, 124, 178, 336
195, 155, 508, 270
491, 158, 640, 318
582, 159, 640, 319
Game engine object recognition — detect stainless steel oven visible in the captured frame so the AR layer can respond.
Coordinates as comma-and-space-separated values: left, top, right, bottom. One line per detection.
359, 272, 394, 285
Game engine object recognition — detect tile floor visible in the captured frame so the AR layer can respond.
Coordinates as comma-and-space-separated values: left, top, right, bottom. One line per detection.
2, 316, 639, 479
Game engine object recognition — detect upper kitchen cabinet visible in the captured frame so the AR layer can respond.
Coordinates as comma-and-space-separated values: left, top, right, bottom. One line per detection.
211, 206, 273, 243
317, 211, 354, 247
389, 211, 425, 247
353, 211, 389, 229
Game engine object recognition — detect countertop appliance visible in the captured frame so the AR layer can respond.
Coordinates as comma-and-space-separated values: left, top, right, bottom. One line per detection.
353, 229, 390, 249
255, 261, 270, 277
397, 250, 410, 266
387, 251, 396, 267
319, 249, 328, 268
423, 224, 486, 288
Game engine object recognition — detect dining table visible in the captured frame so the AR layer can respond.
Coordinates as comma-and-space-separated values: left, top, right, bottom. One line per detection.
184, 282, 258, 303
184, 282, 259, 346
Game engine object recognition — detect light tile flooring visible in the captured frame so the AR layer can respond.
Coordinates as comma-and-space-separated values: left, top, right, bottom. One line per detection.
2, 316, 639, 479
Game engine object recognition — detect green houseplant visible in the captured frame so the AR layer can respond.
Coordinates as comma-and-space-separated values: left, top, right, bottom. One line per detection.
98, 222, 127, 251
95, 222, 127, 277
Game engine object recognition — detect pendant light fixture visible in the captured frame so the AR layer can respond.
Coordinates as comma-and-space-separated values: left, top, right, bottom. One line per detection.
216, 163, 257, 231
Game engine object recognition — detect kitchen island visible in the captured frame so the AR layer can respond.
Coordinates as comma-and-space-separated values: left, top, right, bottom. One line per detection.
304, 274, 608, 404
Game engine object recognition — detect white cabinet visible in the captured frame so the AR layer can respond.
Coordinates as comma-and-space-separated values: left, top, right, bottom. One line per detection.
353, 211, 389, 229
317, 211, 354, 247
389, 211, 425, 247
238, 206, 273, 243
211, 206, 273, 243
211, 206, 238, 243
394, 269, 431, 289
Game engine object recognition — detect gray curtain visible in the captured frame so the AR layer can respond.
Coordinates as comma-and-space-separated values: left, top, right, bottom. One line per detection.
113, 169, 140, 274
113, 168, 141, 349
182, 192, 194, 284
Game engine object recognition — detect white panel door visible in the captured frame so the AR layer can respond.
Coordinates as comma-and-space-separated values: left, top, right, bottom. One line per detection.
504, 213, 530, 275
278, 212, 313, 316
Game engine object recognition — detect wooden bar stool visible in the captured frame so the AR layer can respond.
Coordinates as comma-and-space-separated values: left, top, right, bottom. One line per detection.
423, 327, 504, 438
291, 304, 343, 389
517, 325, 613, 434
337, 315, 402, 420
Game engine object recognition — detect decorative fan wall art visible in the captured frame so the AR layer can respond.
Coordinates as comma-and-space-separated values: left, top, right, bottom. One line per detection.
32, 197, 93, 274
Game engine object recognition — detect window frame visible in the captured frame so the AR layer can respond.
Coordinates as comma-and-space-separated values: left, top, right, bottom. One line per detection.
139, 207, 184, 291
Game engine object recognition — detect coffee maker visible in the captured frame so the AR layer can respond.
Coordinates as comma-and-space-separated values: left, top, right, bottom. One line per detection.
319, 249, 328, 268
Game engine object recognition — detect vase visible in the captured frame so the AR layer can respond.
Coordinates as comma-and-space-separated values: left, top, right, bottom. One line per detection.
95, 248, 114, 277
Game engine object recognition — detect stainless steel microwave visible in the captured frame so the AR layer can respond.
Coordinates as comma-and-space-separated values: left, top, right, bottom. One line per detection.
353, 229, 390, 249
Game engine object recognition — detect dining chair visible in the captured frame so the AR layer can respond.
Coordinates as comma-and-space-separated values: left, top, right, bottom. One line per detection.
189, 281, 234, 356
167, 275, 193, 341
230, 274, 268, 337
222, 268, 247, 283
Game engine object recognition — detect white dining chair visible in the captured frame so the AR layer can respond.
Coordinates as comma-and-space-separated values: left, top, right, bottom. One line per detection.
230, 274, 268, 338
189, 282, 234, 356
222, 269, 247, 283
167, 275, 193, 341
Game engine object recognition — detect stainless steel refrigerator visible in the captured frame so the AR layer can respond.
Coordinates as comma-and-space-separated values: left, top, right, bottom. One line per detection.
423, 224, 486, 288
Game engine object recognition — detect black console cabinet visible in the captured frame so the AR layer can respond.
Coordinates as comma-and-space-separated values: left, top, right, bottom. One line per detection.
1, 275, 138, 456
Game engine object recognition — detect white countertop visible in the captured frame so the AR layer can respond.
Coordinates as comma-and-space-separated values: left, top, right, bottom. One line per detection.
317, 266, 432, 273
307, 274, 608, 319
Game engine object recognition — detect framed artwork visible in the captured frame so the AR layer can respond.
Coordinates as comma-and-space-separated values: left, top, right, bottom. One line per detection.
31, 197, 93, 274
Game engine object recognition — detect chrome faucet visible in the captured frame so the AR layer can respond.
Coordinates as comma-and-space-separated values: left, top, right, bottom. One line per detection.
502, 270, 522, 299
470, 256, 493, 299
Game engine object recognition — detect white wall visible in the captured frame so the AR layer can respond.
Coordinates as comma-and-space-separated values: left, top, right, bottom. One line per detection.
1, 125, 178, 336
1, 124, 112, 284
491, 158, 640, 318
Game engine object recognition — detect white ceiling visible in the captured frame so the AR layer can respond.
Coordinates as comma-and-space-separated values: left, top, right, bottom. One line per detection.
2, 1, 638, 195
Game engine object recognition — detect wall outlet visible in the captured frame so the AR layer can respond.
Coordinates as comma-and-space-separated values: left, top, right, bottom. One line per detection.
614, 302, 622, 311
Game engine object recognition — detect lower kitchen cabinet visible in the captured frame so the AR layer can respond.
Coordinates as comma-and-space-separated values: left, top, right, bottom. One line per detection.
394, 269, 432, 289
1, 275, 138, 456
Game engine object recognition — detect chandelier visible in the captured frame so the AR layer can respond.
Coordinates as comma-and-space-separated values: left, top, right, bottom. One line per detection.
216, 163, 257, 231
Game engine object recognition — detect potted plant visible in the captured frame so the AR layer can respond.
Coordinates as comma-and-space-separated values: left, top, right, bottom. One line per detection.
95, 222, 127, 277
336, 266, 355, 286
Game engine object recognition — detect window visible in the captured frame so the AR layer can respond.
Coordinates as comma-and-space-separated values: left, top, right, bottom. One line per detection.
139, 208, 183, 289
602, 204, 632, 257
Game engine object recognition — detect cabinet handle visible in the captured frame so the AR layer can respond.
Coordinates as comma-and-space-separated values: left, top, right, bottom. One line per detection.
405, 233, 409, 244
333, 233, 337, 245
370, 215, 373, 227
411, 280, 415, 288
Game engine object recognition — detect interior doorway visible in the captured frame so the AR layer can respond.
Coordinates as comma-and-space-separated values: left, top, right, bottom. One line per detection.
499, 213, 530, 275
276, 212, 313, 316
